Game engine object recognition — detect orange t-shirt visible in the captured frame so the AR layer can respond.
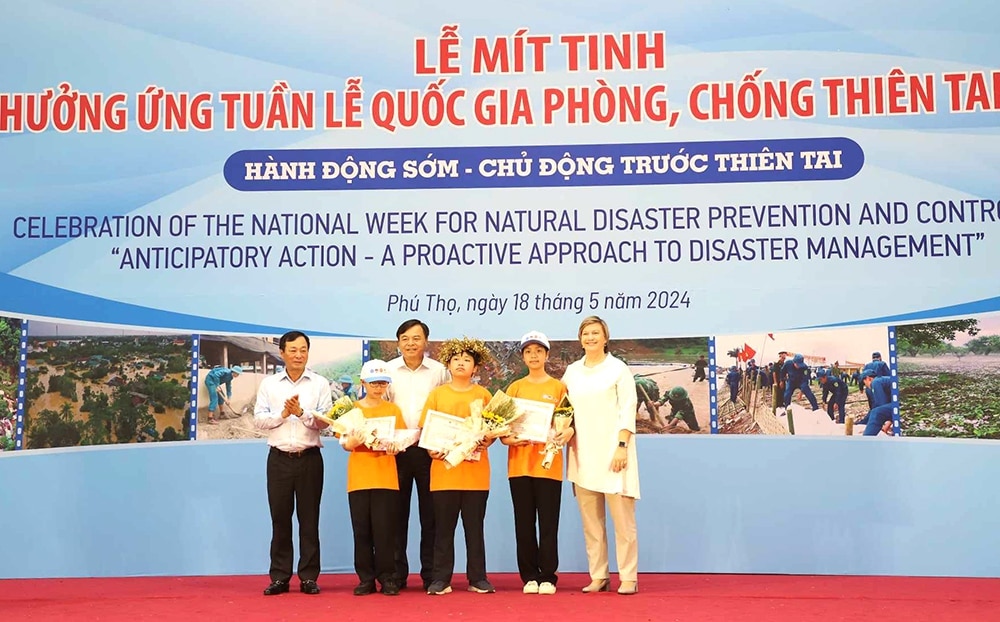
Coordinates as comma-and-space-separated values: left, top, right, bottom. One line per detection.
505, 376, 567, 481
346, 400, 405, 493
419, 383, 492, 492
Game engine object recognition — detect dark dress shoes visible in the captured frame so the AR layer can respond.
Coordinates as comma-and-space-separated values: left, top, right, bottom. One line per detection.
381, 581, 401, 596
263, 580, 290, 595
300, 580, 321, 595
354, 581, 377, 596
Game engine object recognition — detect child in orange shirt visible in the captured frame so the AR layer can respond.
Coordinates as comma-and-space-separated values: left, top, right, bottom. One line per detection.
419, 337, 494, 596
502, 331, 574, 595
341, 360, 406, 597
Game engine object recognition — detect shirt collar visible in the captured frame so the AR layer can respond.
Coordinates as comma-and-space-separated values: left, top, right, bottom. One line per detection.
391, 355, 435, 371
279, 368, 316, 383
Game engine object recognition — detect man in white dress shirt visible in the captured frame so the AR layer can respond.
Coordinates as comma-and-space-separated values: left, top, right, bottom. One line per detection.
386, 319, 449, 591
254, 331, 332, 596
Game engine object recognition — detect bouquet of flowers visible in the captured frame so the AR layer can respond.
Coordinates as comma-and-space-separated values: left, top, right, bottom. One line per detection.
443, 390, 523, 468
479, 390, 522, 439
316, 395, 373, 444
541, 395, 574, 469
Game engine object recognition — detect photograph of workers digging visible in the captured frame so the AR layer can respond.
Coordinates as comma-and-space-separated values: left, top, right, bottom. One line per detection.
716, 326, 891, 436
596, 337, 711, 435
195, 335, 362, 440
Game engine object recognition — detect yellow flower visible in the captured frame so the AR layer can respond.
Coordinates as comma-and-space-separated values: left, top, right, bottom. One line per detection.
553, 395, 574, 419
325, 395, 355, 420
482, 410, 505, 427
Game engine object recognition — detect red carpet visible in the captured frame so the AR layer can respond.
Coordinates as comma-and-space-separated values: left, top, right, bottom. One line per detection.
4, 573, 999, 621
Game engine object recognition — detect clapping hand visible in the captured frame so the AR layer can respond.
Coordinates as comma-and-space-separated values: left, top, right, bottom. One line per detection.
282, 395, 303, 418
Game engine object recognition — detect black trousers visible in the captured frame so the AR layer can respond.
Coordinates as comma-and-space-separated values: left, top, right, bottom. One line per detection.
394, 446, 435, 585
509, 476, 562, 584
266, 447, 323, 582
431, 489, 489, 585
349, 488, 400, 586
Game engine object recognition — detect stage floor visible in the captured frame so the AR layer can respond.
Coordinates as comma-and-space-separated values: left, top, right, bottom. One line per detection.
4, 572, 999, 621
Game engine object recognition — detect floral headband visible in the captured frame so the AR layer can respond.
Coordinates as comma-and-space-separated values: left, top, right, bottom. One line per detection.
437, 337, 492, 366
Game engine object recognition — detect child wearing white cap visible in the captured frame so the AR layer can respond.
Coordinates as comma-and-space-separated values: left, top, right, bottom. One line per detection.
341, 359, 406, 597
502, 331, 573, 595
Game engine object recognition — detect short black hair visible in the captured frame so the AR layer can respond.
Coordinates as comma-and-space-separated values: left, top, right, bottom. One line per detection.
396, 319, 429, 340
455, 349, 483, 366
279, 330, 310, 351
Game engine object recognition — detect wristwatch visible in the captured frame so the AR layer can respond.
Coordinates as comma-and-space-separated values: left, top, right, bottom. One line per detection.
618, 441, 628, 448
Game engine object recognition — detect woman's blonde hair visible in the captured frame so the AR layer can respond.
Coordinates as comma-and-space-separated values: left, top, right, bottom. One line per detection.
578, 315, 610, 353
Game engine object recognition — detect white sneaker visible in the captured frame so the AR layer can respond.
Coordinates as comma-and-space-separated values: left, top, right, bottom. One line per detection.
522, 580, 539, 594
538, 582, 557, 595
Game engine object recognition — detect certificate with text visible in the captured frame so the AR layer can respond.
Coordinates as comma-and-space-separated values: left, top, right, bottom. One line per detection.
511, 398, 555, 444
418, 410, 473, 454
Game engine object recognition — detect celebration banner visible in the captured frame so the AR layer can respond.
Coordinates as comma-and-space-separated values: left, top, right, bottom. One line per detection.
1, 1, 999, 339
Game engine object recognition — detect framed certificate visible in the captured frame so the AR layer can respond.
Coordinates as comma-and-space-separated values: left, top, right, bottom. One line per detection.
510, 398, 555, 444
418, 410, 474, 454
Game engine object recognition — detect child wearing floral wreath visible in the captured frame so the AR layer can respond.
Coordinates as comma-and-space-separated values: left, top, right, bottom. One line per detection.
419, 337, 495, 596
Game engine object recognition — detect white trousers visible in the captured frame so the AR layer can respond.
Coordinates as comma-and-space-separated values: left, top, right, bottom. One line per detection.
574, 485, 638, 581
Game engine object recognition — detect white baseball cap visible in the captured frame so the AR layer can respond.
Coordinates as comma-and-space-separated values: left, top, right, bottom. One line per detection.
360, 359, 392, 383
519, 331, 550, 351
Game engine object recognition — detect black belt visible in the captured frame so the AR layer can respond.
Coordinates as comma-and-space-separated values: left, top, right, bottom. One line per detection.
270, 446, 320, 458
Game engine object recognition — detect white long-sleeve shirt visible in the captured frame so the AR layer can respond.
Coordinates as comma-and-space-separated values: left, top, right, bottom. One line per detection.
386, 356, 449, 429
253, 368, 332, 452
562, 354, 640, 499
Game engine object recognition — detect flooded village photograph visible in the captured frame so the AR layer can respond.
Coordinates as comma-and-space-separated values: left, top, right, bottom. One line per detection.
23, 322, 192, 448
